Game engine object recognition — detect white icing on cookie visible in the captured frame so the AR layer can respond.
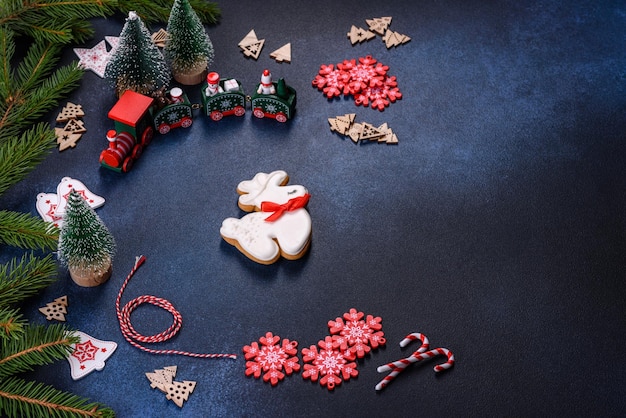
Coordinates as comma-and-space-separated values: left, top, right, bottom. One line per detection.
222, 170, 312, 264
237, 170, 307, 211
220, 209, 311, 263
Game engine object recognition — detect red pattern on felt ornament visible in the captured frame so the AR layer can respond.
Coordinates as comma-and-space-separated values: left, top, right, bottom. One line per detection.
327, 308, 386, 359
301, 336, 358, 391
243, 332, 300, 386
312, 55, 402, 111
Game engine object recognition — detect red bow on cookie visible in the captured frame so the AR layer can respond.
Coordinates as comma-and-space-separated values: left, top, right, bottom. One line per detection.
261, 194, 311, 222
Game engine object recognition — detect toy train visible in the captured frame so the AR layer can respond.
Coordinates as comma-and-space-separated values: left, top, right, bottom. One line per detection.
100, 70, 296, 173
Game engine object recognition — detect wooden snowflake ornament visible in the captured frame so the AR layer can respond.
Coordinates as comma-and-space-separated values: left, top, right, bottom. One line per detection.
39, 296, 68, 321
243, 332, 300, 386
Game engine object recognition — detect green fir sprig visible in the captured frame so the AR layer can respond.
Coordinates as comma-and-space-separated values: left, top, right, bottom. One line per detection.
0, 376, 115, 418
0, 307, 26, 340
0, 324, 79, 379
0, 254, 58, 307
0, 210, 58, 251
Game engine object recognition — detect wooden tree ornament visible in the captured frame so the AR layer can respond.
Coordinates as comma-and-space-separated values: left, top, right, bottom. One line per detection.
39, 296, 69, 321
238, 29, 264, 59
165, 380, 196, 407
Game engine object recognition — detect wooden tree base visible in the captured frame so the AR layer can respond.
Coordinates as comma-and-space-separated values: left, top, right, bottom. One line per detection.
173, 67, 207, 85
69, 261, 112, 287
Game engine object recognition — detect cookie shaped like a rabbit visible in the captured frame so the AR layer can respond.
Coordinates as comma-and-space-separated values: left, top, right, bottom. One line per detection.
220, 170, 311, 264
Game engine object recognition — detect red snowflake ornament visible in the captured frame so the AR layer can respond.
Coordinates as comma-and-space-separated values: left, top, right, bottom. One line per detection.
243, 332, 300, 386
312, 64, 351, 98
312, 56, 401, 111
301, 336, 358, 390
354, 76, 402, 111
328, 308, 386, 359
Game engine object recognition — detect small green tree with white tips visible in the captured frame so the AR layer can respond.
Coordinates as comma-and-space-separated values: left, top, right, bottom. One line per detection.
105, 11, 171, 97
165, 0, 214, 84
58, 190, 116, 287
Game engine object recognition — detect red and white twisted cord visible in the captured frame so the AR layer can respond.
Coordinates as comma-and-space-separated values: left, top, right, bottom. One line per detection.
115, 255, 237, 359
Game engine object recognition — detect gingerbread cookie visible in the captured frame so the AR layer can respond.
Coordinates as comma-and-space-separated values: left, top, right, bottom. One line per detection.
220, 170, 312, 264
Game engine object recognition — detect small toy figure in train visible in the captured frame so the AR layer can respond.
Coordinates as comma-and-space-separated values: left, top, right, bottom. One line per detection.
204, 72, 224, 96
100, 90, 155, 173
152, 87, 194, 134
251, 69, 296, 122
201, 71, 246, 121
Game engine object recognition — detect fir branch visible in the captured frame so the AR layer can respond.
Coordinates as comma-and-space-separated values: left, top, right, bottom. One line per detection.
0, 28, 84, 142
0, 124, 56, 196
0, 376, 115, 418
0, 253, 58, 307
119, 0, 221, 25
0, 324, 78, 378
0, 0, 116, 44
0, 211, 58, 251
0, 307, 26, 340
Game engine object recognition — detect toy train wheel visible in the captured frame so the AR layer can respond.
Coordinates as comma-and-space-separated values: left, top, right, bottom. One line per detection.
234, 106, 245, 117
142, 127, 154, 145
131, 144, 143, 159
253, 108, 265, 119
122, 157, 133, 173
181, 117, 193, 128
210, 111, 223, 121
158, 123, 170, 135
276, 113, 287, 123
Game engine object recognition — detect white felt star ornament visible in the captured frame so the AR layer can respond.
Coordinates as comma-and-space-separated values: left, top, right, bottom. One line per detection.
73, 40, 110, 78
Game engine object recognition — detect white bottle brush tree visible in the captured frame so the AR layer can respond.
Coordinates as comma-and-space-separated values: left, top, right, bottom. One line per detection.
57, 190, 116, 287
165, 0, 215, 85
104, 11, 171, 97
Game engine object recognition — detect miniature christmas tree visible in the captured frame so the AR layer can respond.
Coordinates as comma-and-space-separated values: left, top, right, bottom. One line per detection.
164, 0, 214, 85
58, 190, 116, 287
104, 11, 171, 97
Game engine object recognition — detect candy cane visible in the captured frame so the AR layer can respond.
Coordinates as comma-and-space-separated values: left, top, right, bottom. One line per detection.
377, 332, 430, 373
375, 332, 430, 391
115, 256, 237, 359
375, 333, 455, 391
410, 347, 455, 372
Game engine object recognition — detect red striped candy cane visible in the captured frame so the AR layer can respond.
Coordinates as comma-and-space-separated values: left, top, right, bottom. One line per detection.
377, 332, 430, 373
375, 332, 430, 391
115, 256, 237, 359
376, 333, 455, 391
410, 347, 455, 372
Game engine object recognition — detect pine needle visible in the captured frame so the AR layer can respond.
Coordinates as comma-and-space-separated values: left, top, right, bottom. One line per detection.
0, 253, 58, 307
0, 376, 115, 418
